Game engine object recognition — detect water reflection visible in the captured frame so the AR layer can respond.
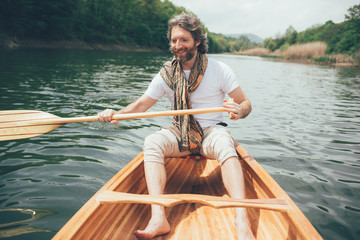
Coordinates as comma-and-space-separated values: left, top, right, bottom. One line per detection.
0, 208, 54, 237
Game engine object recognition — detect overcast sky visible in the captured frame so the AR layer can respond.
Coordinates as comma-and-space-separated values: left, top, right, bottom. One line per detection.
169, 0, 359, 39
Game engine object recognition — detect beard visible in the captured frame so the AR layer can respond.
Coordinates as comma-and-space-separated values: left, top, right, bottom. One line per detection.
172, 43, 197, 63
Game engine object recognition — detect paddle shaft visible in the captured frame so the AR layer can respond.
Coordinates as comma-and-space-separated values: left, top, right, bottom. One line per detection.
23, 107, 227, 125
0, 107, 227, 141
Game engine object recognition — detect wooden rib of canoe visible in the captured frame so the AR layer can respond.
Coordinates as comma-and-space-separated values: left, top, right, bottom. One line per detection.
52, 144, 323, 240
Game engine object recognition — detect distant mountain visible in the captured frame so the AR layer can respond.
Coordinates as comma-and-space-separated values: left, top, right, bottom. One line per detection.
225, 33, 263, 44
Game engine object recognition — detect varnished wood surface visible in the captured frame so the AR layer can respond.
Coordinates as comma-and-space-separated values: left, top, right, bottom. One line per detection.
97, 191, 289, 211
0, 110, 63, 141
52, 145, 323, 240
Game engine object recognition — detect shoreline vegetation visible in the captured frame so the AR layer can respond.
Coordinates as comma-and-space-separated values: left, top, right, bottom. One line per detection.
0, 1, 359, 67
0, 36, 163, 52
235, 42, 360, 67
240, 4, 360, 67
1, 37, 358, 67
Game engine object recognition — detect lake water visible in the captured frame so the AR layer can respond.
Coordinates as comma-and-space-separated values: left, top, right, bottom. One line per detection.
0, 50, 359, 240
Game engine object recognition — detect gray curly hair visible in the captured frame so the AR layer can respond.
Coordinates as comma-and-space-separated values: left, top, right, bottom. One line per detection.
167, 12, 208, 54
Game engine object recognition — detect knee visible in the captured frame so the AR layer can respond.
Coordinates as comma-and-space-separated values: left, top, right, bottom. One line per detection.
211, 133, 235, 152
143, 133, 166, 163
205, 129, 237, 164
213, 139, 234, 156
144, 133, 164, 152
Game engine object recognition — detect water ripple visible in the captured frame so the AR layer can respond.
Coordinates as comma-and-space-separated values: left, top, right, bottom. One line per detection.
0, 51, 359, 240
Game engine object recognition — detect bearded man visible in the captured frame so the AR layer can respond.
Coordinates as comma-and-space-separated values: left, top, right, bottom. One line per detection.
98, 12, 254, 239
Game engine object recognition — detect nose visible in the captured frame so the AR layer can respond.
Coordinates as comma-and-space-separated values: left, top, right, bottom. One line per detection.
173, 40, 182, 49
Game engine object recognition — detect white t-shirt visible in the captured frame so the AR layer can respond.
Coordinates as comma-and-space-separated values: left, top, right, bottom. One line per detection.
145, 58, 240, 127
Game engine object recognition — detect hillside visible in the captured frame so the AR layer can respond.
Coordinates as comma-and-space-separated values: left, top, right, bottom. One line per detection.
226, 33, 263, 44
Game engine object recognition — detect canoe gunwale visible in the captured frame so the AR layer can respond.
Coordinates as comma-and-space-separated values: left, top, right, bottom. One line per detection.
52, 152, 145, 239
236, 144, 323, 239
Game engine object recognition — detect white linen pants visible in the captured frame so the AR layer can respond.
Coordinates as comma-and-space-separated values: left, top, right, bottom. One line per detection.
143, 125, 238, 165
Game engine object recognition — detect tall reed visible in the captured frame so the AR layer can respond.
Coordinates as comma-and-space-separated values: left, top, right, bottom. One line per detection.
236, 48, 271, 56
282, 42, 327, 58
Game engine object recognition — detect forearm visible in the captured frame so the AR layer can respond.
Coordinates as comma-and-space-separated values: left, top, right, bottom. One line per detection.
117, 101, 146, 114
237, 99, 252, 119
226, 86, 252, 120
98, 94, 157, 123
117, 94, 157, 114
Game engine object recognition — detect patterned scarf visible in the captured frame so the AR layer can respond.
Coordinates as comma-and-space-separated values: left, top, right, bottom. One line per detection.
160, 53, 208, 152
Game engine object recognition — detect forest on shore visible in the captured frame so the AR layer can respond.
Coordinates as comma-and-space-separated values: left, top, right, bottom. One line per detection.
0, 0, 258, 53
0, 1, 358, 65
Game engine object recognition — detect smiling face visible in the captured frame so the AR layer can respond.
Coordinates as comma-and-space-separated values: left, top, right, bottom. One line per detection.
170, 26, 200, 64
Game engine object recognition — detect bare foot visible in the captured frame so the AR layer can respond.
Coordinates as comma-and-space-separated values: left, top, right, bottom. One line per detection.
134, 216, 170, 239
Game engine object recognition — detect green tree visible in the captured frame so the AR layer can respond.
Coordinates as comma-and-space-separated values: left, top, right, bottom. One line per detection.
263, 38, 277, 51
0, 0, 263, 53
344, 4, 360, 54
345, 4, 360, 20
284, 26, 297, 45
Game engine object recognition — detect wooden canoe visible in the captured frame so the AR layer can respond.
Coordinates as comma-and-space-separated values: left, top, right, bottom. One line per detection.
52, 144, 323, 240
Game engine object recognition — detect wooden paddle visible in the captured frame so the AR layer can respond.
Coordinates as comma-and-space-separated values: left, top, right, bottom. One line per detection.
96, 190, 290, 212
0, 107, 226, 141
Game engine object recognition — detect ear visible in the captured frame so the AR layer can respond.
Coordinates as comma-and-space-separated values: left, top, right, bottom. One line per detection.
195, 40, 201, 47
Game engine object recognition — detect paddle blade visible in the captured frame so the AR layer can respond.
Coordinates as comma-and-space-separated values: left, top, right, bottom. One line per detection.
0, 110, 63, 141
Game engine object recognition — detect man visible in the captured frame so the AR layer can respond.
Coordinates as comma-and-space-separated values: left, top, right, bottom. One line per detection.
98, 13, 254, 240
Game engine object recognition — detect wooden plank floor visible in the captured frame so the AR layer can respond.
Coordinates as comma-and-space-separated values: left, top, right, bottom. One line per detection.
68, 156, 239, 240
53, 149, 323, 240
